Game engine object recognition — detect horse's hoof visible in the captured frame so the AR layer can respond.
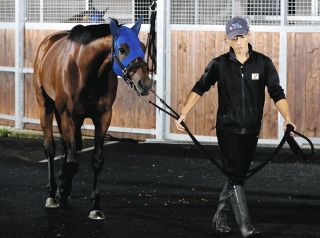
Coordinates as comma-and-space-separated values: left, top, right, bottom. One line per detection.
88, 210, 105, 220
45, 197, 59, 208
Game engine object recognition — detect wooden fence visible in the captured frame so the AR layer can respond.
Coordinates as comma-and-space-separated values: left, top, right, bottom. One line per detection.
0, 28, 319, 141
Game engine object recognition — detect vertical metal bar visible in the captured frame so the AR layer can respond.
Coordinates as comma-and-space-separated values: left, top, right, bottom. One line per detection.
85, 0, 90, 11
312, 0, 318, 16
278, 0, 288, 140
232, 0, 241, 17
164, 0, 172, 140
155, 0, 167, 140
232, 0, 234, 17
132, 0, 135, 23
195, 0, 198, 24
15, 0, 25, 129
40, 0, 44, 22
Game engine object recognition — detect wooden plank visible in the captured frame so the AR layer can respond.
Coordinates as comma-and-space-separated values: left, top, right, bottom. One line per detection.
294, 33, 307, 134
172, 31, 188, 133
0, 29, 14, 67
313, 34, 320, 137
185, 31, 197, 133
305, 33, 318, 137
24, 73, 39, 119
258, 33, 271, 138
25, 30, 57, 68
170, 31, 178, 133
251, 32, 280, 139
286, 32, 320, 137
0, 73, 14, 115
195, 32, 211, 135
269, 32, 280, 139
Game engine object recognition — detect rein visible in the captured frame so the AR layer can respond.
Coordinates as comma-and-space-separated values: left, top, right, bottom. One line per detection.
149, 90, 314, 179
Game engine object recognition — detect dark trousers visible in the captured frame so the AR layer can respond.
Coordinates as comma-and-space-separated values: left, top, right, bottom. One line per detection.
216, 129, 259, 186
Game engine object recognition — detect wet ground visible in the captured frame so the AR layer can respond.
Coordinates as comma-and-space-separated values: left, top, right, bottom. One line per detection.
0, 136, 320, 238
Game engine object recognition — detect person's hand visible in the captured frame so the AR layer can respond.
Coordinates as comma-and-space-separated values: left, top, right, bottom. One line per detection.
175, 114, 186, 131
283, 119, 296, 137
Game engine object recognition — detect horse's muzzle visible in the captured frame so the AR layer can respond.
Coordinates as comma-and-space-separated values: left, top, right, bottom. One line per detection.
137, 77, 153, 96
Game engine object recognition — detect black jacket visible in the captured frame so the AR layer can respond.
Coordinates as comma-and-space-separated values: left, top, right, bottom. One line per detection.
192, 44, 285, 134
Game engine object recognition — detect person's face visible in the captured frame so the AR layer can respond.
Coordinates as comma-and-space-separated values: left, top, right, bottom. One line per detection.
227, 34, 249, 54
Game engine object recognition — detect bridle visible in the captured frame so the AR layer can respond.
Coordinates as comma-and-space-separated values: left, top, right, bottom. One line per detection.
112, 53, 148, 94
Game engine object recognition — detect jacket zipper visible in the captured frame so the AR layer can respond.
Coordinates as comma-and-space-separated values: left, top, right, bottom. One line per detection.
240, 65, 245, 119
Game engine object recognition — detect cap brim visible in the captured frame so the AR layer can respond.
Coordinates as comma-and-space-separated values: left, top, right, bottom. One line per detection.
227, 29, 248, 39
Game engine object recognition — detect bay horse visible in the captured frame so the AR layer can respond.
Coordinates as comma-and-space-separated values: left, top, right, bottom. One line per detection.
33, 18, 153, 219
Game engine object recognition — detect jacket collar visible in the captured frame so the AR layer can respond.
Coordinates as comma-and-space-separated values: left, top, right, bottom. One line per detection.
229, 43, 253, 62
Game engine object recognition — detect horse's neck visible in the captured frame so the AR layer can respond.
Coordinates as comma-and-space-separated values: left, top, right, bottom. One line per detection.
78, 37, 113, 77
81, 36, 112, 60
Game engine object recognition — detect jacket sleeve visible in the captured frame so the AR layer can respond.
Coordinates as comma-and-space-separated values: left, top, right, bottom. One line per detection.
265, 57, 286, 103
191, 58, 218, 96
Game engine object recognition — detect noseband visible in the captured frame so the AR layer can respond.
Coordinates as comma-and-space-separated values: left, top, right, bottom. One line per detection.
112, 54, 147, 92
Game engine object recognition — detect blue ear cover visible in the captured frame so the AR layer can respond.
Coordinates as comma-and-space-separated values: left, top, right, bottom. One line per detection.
131, 16, 143, 35
110, 19, 119, 39
112, 18, 145, 77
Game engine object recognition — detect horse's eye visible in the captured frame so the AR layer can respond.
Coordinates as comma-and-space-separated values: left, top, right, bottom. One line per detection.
118, 48, 127, 55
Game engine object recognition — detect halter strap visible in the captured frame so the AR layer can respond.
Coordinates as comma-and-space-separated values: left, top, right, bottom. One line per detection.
112, 54, 147, 92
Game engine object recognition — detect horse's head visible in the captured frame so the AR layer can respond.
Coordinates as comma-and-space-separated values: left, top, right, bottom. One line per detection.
110, 18, 153, 96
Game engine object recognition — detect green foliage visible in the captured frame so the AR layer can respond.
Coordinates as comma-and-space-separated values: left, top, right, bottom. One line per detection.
0, 127, 9, 137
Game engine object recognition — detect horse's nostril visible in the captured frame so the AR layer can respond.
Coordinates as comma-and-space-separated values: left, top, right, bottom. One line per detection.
138, 80, 144, 89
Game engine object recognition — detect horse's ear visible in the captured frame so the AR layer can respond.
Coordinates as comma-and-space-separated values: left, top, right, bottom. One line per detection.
110, 19, 119, 38
131, 16, 143, 35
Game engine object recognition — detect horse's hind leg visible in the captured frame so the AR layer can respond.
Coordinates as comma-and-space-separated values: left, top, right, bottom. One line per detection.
57, 112, 79, 207
88, 110, 112, 220
36, 91, 58, 208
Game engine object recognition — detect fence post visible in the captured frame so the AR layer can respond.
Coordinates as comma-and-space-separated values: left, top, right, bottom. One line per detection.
155, 0, 168, 140
278, 0, 288, 141
15, 0, 25, 129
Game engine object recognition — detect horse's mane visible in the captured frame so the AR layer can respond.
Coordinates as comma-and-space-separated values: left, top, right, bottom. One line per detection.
68, 23, 114, 44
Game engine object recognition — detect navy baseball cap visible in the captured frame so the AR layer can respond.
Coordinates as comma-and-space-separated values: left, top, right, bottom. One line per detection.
225, 17, 249, 39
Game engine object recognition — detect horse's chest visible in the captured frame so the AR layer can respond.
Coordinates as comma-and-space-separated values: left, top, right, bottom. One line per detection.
75, 96, 110, 116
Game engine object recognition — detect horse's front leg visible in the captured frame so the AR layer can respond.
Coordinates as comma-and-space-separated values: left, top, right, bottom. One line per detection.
88, 109, 112, 220
57, 112, 79, 208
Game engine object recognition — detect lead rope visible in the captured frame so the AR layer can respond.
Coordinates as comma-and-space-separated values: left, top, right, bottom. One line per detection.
146, 0, 157, 75
149, 90, 314, 179
149, 90, 230, 177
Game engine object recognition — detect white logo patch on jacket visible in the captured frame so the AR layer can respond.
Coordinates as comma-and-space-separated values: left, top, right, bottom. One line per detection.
251, 73, 259, 80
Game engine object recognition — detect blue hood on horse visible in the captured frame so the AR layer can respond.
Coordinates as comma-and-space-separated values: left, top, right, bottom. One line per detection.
110, 17, 145, 77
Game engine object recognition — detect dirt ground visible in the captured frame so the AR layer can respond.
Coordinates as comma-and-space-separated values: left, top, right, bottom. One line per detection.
0, 136, 320, 238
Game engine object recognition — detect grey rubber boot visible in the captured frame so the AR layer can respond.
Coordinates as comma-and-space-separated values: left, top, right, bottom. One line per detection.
229, 185, 261, 238
212, 181, 232, 233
